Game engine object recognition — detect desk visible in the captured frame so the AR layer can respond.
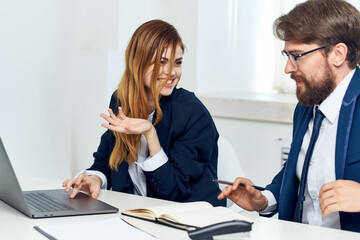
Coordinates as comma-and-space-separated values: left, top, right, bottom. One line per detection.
1, 177, 359, 240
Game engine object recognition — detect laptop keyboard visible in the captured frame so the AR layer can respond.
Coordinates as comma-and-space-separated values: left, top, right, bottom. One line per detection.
24, 192, 74, 212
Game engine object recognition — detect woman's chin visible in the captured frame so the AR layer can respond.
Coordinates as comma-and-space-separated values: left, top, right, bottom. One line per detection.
160, 86, 175, 97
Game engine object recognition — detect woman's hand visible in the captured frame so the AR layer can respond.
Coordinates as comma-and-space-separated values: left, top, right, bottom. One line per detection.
62, 174, 102, 199
100, 107, 161, 157
100, 107, 152, 135
217, 177, 268, 211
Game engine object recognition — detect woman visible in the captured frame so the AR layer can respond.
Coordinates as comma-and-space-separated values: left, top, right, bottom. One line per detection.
63, 20, 225, 207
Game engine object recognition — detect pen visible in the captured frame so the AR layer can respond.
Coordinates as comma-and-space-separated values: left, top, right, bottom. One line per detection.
213, 179, 266, 191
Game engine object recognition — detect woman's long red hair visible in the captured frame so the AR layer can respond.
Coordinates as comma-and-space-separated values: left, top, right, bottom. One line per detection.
109, 20, 184, 170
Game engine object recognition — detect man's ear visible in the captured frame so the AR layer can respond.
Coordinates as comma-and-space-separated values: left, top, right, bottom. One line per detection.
330, 43, 348, 67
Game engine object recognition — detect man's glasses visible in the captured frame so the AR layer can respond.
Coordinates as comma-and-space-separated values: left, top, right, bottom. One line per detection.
281, 45, 328, 70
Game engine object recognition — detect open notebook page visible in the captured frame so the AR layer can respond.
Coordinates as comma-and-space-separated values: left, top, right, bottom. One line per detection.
147, 201, 212, 217
161, 206, 252, 228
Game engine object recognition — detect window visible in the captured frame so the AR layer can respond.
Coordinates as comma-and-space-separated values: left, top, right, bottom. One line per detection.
196, 0, 360, 95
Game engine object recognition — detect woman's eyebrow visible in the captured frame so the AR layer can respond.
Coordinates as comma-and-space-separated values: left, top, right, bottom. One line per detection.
161, 57, 183, 61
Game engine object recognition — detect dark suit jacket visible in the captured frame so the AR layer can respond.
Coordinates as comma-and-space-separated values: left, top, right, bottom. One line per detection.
88, 88, 226, 207
266, 68, 360, 232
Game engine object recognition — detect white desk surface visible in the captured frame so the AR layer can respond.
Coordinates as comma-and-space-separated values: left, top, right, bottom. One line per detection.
1, 176, 360, 240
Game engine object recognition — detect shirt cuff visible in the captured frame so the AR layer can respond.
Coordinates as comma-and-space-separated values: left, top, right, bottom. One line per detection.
76, 170, 107, 190
136, 148, 168, 172
258, 190, 277, 215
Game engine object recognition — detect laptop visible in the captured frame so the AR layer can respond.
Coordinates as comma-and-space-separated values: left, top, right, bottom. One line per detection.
0, 138, 119, 218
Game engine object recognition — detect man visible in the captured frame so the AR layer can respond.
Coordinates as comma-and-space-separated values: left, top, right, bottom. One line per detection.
218, 0, 360, 232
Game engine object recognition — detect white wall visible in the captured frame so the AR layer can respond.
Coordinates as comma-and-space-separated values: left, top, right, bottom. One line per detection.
0, 0, 71, 180
0, 0, 199, 181
5, 0, 357, 186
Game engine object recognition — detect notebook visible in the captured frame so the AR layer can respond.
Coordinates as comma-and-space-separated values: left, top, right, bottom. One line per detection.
121, 201, 252, 231
0, 137, 119, 218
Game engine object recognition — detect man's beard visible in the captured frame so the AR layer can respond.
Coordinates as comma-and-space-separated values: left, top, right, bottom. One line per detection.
292, 63, 336, 106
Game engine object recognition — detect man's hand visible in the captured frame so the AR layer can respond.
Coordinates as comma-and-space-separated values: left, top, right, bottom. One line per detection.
218, 177, 268, 211
319, 180, 360, 217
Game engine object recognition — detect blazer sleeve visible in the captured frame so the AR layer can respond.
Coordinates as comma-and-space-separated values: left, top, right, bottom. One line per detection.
265, 166, 285, 204
143, 100, 219, 201
264, 103, 302, 206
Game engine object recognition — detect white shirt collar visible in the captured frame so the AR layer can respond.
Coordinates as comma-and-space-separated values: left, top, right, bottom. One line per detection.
318, 69, 355, 124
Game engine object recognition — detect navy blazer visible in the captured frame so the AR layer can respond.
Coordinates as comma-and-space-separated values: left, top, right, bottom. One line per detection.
266, 68, 360, 232
88, 88, 226, 207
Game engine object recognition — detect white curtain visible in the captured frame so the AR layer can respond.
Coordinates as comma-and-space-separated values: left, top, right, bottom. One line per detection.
273, 0, 360, 93
272, 0, 303, 94
196, 0, 360, 95
196, 0, 302, 95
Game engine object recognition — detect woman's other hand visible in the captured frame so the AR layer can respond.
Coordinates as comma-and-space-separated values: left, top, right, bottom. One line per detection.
62, 174, 102, 199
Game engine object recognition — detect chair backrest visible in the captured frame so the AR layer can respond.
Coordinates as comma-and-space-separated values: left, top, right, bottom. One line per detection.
217, 136, 246, 211
217, 136, 246, 183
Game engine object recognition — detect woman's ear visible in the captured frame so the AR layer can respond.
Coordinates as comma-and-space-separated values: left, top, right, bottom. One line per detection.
330, 43, 348, 67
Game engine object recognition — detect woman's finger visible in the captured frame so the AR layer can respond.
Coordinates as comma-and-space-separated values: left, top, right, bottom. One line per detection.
100, 113, 118, 125
118, 107, 127, 120
108, 108, 118, 120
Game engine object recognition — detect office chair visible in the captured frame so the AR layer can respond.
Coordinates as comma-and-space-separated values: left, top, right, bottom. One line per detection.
217, 136, 245, 212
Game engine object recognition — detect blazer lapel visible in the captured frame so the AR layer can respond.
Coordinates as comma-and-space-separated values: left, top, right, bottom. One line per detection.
336, 68, 360, 179
279, 105, 312, 220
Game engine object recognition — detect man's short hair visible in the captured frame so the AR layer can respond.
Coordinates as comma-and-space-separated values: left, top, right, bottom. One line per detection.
273, 0, 360, 69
